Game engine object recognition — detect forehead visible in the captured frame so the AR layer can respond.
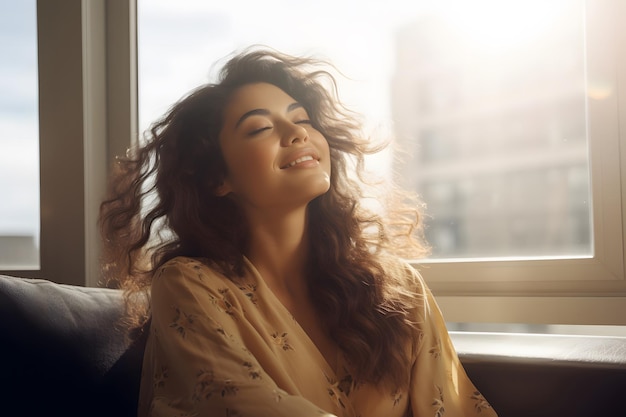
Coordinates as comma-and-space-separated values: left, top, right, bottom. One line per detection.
223, 83, 300, 124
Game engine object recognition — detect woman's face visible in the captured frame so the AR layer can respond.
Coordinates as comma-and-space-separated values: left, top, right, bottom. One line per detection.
218, 82, 331, 213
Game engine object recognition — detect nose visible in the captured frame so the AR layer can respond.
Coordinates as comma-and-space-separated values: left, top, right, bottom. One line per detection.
280, 122, 309, 146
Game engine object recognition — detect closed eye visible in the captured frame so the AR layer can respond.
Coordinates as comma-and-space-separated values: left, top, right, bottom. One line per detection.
295, 119, 312, 125
248, 126, 271, 136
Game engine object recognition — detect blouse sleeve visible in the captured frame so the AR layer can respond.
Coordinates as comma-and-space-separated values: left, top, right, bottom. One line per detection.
409, 278, 498, 417
145, 261, 335, 417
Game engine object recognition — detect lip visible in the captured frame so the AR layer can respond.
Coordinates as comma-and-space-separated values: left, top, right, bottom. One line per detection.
279, 148, 321, 169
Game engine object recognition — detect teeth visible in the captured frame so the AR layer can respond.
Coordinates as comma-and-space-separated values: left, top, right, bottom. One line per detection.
286, 155, 314, 168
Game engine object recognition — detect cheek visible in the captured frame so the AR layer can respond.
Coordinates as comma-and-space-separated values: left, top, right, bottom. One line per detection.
318, 137, 332, 172
225, 143, 276, 183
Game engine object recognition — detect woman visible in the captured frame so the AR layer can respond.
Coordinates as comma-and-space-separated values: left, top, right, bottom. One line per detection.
100, 48, 497, 417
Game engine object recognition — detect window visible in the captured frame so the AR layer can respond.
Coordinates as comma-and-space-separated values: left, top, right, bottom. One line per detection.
393, 1, 591, 260
0, 0, 39, 270
137, 0, 626, 324
5, 0, 617, 325
5, 0, 621, 324
137, 0, 410, 135
0, 1, 135, 287
420, 0, 626, 325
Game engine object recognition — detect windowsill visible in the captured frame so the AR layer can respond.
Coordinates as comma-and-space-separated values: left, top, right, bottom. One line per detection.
450, 330, 626, 368
447, 322, 626, 337
449, 329, 626, 416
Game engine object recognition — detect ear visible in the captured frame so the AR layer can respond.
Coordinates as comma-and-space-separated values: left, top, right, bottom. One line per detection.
214, 179, 233, 197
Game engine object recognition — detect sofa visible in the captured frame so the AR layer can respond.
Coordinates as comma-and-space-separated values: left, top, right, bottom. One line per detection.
0, 274, 146, 417
1, 273, 625, 417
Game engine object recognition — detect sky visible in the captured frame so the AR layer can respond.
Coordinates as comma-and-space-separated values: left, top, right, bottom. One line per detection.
0, 0, 38, 235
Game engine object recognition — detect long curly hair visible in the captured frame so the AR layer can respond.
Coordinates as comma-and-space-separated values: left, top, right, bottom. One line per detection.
99, 47, 429, 389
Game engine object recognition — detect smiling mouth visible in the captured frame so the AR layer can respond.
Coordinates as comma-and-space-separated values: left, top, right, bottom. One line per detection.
281, 155, 317, 169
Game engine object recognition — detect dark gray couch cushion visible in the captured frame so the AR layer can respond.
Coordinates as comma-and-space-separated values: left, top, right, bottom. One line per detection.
0, 275, 146, 417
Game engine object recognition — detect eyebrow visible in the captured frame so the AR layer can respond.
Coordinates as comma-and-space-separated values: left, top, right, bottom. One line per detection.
234, 102, 304, 129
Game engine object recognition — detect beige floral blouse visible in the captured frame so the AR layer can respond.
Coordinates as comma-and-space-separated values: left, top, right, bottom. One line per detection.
138, 256, 497, 417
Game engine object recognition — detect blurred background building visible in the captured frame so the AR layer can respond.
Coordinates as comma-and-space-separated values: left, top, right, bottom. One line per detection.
391, 8, 591, 259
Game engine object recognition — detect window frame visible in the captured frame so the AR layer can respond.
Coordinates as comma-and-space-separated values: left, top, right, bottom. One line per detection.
416, 0, 626, 324
0, 0, 137, 287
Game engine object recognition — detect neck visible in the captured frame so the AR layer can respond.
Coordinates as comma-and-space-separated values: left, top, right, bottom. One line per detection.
245, 206, 310, 296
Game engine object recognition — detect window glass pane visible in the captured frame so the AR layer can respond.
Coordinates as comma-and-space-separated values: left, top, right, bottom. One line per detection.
393, 1, 591, 260
138, 0, 592, 261
0, 0, 39, 269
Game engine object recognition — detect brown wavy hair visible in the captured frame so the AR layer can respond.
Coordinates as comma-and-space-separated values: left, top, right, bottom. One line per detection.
99, 47, 429, 388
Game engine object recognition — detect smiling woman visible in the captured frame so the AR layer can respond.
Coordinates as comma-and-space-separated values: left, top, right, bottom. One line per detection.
99, 48, 497, 416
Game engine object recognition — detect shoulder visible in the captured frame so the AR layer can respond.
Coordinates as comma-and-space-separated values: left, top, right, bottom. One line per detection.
159, 255, 212, 272
153, 256, 232, 293
379, 254, 427, 295
378, 254, 433, 329
149, 256, 251, 320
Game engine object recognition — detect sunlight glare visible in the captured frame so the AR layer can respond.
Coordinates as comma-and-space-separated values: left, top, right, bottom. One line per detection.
437, 0, 570, 51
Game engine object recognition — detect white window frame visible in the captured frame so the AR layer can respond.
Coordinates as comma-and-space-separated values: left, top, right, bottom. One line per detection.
418, 0, 626, 325
0, 0, 137, 287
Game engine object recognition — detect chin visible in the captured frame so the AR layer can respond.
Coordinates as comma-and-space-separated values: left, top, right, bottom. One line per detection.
312, 175, 331, 196
289, 173, 331, 205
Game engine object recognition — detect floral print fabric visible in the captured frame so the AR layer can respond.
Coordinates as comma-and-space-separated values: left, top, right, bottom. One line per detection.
138, 257, 497, 417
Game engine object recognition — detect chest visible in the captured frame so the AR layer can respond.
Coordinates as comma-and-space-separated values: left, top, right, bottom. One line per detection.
237, 281, 410, 417
283, 298, 338, 370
